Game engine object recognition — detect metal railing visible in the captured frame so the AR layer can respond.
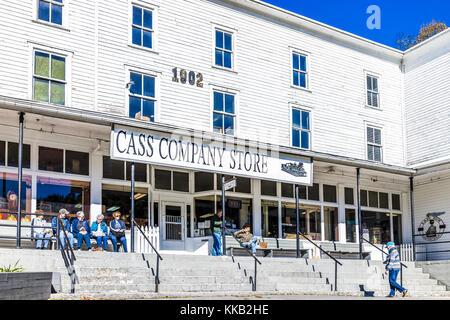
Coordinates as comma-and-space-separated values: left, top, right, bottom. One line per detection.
225, 227, 262, 292
297, 230, 343, 291
56, 216, 79, 293
133, 219, 163, 293
362, 238, 407, 286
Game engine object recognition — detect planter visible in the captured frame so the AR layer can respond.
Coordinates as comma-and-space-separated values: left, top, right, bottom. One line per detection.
0, 272, 53, 300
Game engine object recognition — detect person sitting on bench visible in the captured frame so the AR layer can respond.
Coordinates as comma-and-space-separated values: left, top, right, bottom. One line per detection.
234, 224, 259, 255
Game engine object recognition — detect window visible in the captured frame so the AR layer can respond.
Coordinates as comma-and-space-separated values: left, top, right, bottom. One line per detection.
131, 6, 153, 49
307, 183, 320, 201
281, 183, 294, 198
366, 75, 379, 107
129, 72, 156, 122
292, 109, 310, 149
126, 162, 148, 183
215, 29, 233, 69
323, 185, 337, 203
213, 91, 235, 135
33, 51, 66, 105
367, 126, 382, 162
65, 150, 89, 176
38, 0, 63, 25
7, 142, 31, 169
345, 187, 354, 205
154, 169, 189, 192
261, 180, 277, 197
194, 172, 214, 192
103, 156, 146, 182
292, 53, 308, 88
0, 141, 4, 166
39, 147, 63, 172
392, 194, 401, 210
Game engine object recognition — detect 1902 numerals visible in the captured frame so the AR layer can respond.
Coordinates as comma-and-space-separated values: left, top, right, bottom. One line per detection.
172, 67, 203, 87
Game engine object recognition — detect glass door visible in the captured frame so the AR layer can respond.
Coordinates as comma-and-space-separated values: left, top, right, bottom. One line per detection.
162, 202, 184, 241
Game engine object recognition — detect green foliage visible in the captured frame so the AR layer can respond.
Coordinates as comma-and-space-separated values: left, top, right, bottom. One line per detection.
0, 260, 25, 273
395, 20, 447, 51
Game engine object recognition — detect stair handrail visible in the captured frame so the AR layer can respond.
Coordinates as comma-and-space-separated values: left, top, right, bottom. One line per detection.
297, 230, 342, 291
56, 216, 79, 294
133, 219, 163, 293
225, 227, 261, 292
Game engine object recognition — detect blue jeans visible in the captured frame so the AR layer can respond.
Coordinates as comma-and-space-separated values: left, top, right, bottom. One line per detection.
75, 233, 92, 249
110, 234, 127, 252
95, 236, 108, 250
388, 269, 405, 296
212, 232, 222, 256
59, 232, 74, 249
35, 233, 51, 249
241, 236, 258, 254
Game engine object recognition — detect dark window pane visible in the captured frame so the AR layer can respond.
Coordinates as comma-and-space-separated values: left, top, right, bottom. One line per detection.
300, 55, 307, 71
224, 52, 232, 68
173, 171, 189, 192
345, 187, 354, 205
155, 169, 171, 190
293, 53, 299, 70
38, 0, 50, 21
392, 194, 401, 210
216, 174, 233, 190
301, 111, 310, 130
132, 6, 142, 26
7, 143, 31, 169
308, 183, 319, 201
65, 150, 89, 175
235, 177, 251, 194
215, 49, 223, 67
300, 73, 306, 88
143, 9, 152, 29
126, 162, 147, 182
346, 209, 356, 243
224, 33, 232, 50
292, 129, 300, 147
299, 185, 307, 199
293, 71, 299, 86
225, 94, 234, 114
214, 92, 223, 111
153, 202, 159, 227
261, 180, 277, 196
379, 192, 389, 209
224, 115, 234, 135
195, 172, 214, 192
292, 109, 300, 128
323, 184, 337, 203
132, 27, 142, 46
143, 30, 152, 48
130, 72, 142, 95
281, 183, 293, 198
360, 190, 368, 207
129, 96, 141, 119
301, 131, 309, 149
215, 30, 223, 48
51, 3, 62, 25
142, 99, 155, 121
143, 76, 155, 97
39, 146, 63, 172
369, 191, 378, 208
103, 156, 124, 180
213, 113, 223, 134
0, 141, 5, 166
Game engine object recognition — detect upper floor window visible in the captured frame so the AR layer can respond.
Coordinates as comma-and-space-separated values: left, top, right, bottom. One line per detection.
132, 6, 153, 49
215, 30, 233, 69
33, 51, 66, 105
292, 108, 310, 149
292, 53, 308, 89
367, 126, 382, 162
38, 0, 63, 25
129, 72, 156, 122
213, 91, 235, 135
366, 75, 379, 107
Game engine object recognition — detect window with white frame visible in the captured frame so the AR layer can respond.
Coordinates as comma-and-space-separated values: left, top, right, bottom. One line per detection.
215, 29, 233, 69
33, 50, 66, 105
292, 52, 308, 88
131, 5, 154, 49
366, 75, 379, 107
213, 91, 235, 135
128, 72, 156, 122
367, 126, 382, 162
38, 0, 63, 25
292, 108, 310, 149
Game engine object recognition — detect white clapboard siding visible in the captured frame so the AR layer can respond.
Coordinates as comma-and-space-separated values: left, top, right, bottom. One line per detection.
134, 225, 160, 254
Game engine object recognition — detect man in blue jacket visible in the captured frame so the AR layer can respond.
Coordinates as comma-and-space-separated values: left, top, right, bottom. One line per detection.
72, 211, 92, 251
384, 242, 408, 297
51, 208, 74, 249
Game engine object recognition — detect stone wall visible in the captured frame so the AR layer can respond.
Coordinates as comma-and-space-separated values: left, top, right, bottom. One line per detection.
0, 272, 53, 300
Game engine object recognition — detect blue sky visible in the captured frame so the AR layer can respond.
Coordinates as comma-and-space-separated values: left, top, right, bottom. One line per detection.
264, 0, 449, 49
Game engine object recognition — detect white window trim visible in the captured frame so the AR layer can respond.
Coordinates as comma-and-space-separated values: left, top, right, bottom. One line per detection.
128, 0, 159, 54
124, 65, 161, 123
209, 85, 239, 136
28, 43, 72, 107
33, 0, 70, 30
289, 47, 312, 92
364, 121, 383, 163
364, 70, 382, 109
289, 104, 312, 151
211, 23, 237, 73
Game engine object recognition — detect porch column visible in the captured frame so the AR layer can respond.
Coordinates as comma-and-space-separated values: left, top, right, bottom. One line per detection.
357, 168, 363, 259
337, 184, 346, 243
90, 152, 103, 224
409, 177, 416, 261
252, 179, 262, 236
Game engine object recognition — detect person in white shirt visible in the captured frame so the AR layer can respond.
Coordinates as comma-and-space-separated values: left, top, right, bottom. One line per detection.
33, 213, 52, 249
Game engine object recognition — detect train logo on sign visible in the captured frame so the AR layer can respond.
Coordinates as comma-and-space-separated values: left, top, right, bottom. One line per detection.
418, 212, 446, 241
281, 162, 307, 178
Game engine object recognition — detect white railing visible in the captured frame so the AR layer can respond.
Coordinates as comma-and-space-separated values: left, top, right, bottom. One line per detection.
399, 243, 426, 261
134, 225, 160, 254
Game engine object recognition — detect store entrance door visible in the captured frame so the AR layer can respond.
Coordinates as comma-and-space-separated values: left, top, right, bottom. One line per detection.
162, 202, 184, 241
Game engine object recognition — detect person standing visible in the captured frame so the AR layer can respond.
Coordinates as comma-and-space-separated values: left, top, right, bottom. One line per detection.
384, 242, 408, 297
91, 214, 109, 251
211, 209, 223, 256
109, 211, 128, 252
51, 208, 74, 249
234, 223, 259, 255
71, 211, 92, 251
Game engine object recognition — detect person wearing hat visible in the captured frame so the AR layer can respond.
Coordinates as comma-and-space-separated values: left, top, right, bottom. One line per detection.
51, 208, 74, 249
91, 214, 109, 251
384, 242, 408, 297
72, 211, 92, 251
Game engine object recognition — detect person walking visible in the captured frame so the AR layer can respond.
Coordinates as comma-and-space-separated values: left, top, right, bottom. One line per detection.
109, 211, 128, 252
234, 223, 259, 255
72, 211, 92, 251
91, 214, 109, 251
211, 209, 223, 256
384, 242, 408, 297
51, 208, 74, 249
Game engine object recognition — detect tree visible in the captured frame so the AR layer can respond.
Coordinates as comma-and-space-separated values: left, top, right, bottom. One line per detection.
395, 20, 447, 50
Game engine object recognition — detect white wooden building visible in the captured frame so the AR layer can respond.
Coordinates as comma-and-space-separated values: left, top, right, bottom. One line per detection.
0, 0, 448, 259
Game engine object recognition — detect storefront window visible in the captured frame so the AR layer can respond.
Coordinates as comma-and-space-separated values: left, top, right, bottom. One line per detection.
195, 172, 214, 192
281, 183, 293, 198
219, 196, 251, 231
173, 171, 189, 192
392, 194, 401, 210
323, 185, 337, 203
39, 146, 64, 172
217, 175, 251, 193
36, 177, 90, 219
393, 214, 402, 244
308, 183, 319, 201
126, 162, 147, 183
379, 192, 389, 209
281, 202, 309, 239
65, 150, 89, 176
102, 184, 148, 229
261, 180, 276, 196
361, 211, 390, 244
193, 197, 216, 237
345, 187, 354, 205
103, 156, 125, 180
324, 207, 338, 241
345, 209, 357, 243
261, 200, 278, 238
0, 141, 5, 166
0, 173, 32, 220
8, 142, 31, 169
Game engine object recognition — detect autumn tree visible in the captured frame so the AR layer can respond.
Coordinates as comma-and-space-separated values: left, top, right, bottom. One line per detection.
395, 20, 447, 50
